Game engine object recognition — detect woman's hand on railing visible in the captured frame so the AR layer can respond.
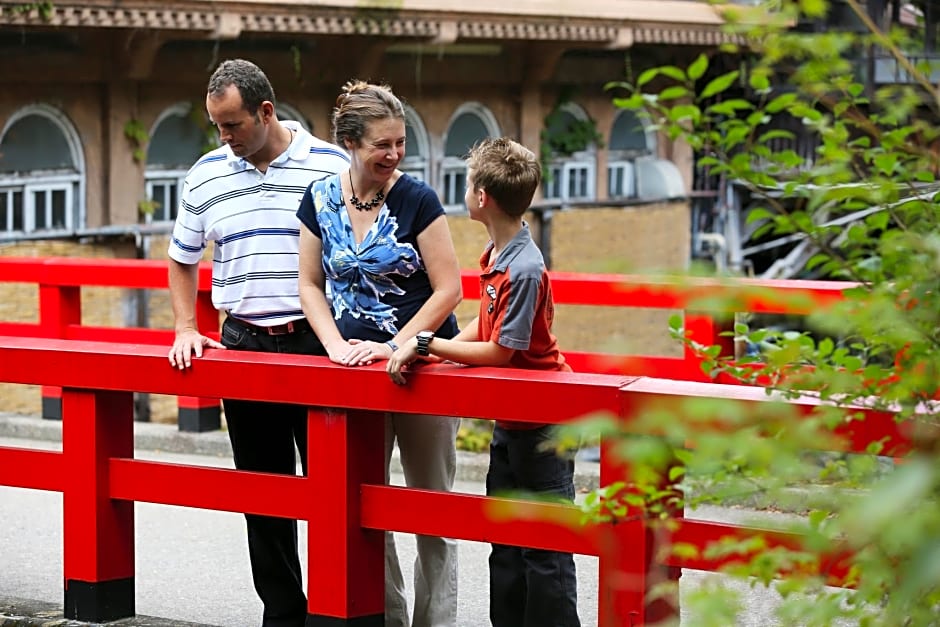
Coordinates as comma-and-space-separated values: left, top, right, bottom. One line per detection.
343, 338, 394, 367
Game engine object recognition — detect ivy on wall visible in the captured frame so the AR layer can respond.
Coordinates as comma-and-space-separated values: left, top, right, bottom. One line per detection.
188, 102, 219, 154
4, 1, 53, 21
539, 91, 604, 178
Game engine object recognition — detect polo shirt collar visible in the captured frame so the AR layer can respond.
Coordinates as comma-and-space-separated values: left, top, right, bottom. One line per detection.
226, 119, 310, 170
484, 222, 532, 273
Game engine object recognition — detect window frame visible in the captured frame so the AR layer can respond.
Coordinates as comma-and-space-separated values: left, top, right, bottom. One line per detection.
606, 109, 657, 200
541, 103, 598, 203
0, 104, 85, 236
144, 169, 188, 223
0, 172, 77, 234
440, 103, 501, 213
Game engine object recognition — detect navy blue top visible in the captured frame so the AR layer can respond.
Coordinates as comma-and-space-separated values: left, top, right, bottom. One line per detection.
297, 173, 458, 342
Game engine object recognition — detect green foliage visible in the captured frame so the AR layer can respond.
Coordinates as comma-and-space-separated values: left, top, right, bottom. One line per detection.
4, 1, 53, 21
137, 199, 160, 217
123, 119, 148, 164
540, 92, 604, 179
290, 44, 304, 86
574, 0, 940, 622
456, 418, 493, 453
189, 102, 220, 154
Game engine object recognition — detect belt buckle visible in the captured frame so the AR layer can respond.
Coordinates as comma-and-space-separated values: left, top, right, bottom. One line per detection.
267, 321, 294, 336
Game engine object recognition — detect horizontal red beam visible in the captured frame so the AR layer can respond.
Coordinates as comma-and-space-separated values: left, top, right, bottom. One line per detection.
0, 322, 40, 336
620, 378, 912, 456
466, 270, 848, 313
0, 446, 65, 491
0, 257, 213, 290
0, 336, 910, 452
361, 485, 600, 555
109, 459, 310, 519
3, 257, 849, 316
664, 518, 853, 587
0, 336, 624, 424
67, 326, 175, 345
565, 352, 700, 378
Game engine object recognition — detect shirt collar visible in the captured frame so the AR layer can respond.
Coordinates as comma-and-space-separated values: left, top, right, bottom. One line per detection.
481, 222, 531, 274
227, 120, 310, 171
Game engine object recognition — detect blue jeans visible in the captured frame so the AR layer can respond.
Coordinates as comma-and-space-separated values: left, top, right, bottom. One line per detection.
220, 316, 325, 627
486, 425, 581, 627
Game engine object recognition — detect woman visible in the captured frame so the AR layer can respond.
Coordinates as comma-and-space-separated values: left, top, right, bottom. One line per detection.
297, 80, 462, 627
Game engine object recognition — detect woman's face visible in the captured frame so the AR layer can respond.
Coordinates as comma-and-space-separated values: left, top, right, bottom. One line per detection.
347, 117, 406, 182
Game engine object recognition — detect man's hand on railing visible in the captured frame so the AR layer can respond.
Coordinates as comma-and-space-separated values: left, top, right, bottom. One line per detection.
168, 327, 225, 370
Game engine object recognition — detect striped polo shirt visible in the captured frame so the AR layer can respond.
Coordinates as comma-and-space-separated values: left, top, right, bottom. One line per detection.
168, 121, 349, 326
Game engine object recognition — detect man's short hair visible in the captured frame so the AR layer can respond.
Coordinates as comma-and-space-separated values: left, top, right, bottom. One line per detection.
207, 59, 276, 116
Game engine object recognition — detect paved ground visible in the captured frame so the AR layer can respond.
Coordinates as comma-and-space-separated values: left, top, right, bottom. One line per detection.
0, 414, 849, 627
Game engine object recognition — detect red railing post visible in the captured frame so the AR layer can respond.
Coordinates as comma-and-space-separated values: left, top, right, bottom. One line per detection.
596, 431, 684, 626
306, 407, 385, 625
176, 275, 222, 432
62, 388, 135, 622
684, 312, 735, 382
38, 281, 81, 421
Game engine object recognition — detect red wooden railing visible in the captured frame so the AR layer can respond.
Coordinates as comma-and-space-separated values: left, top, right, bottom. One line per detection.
0, 257, 851, 426
0, 257, 220, 430
0, 334, 910, 626
0, 256, 908, 626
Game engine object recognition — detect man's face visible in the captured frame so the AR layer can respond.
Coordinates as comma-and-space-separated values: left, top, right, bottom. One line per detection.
206, 84, 268, 158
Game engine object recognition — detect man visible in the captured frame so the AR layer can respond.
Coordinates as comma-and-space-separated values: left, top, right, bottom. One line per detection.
167, 58, 349, 627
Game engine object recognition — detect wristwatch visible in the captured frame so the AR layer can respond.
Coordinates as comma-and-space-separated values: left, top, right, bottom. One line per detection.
415, 330, 434, 356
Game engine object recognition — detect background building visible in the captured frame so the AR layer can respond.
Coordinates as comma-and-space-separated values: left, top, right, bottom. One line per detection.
0, 0, 733, 419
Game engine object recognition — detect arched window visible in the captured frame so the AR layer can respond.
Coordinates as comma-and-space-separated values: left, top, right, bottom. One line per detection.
145, 104, 208, 223
542, 102, 597, 203
402, 104, 429, 182
441, 104, 500, 211
0, 105, 84, 235
607, 109, 657, 199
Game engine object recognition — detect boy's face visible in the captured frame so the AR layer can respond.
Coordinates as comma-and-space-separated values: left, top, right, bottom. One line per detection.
464, 169, 483, 222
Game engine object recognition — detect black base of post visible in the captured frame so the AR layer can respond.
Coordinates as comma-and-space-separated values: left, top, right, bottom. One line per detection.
178, 406, 221, 432
306, 614, 383, 627
41, 396, 61, 421
65, 577, 135, 622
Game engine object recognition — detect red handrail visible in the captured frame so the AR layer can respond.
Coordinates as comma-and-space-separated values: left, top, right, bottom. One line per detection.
0, 334, 907, 625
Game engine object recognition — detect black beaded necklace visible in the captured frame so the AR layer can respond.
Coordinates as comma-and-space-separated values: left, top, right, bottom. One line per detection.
347, 171, 385, 212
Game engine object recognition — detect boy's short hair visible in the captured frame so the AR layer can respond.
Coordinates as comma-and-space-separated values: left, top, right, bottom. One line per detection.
465, 137, 541, 218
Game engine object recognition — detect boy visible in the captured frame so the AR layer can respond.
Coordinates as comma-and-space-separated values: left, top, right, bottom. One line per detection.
386, 137, 580, 627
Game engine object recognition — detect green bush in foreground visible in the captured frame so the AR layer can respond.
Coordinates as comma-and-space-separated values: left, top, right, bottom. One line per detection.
562, 0, 940, 624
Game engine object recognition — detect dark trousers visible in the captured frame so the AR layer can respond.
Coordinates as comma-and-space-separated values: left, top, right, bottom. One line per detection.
486, 425, 581, 627
220, 317, 325, 627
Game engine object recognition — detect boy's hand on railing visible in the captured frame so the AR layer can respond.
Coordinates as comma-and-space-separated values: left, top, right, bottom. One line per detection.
168, 328, 225, 370
387, 338, 439, 385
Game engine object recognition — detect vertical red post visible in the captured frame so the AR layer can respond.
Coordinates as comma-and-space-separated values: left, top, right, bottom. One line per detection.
62, 388, 136, 622
596, 436, 683, 626
305, 407, 385, 626
176, 286, 221, 432
684, 312, 735, 382
38, 284, 80, 420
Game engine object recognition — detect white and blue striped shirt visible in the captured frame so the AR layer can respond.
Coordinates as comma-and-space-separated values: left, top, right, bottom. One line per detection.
168, 121, 349, 326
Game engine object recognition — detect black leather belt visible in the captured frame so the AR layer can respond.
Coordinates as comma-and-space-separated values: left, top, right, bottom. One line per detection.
227, 316, 312, 336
